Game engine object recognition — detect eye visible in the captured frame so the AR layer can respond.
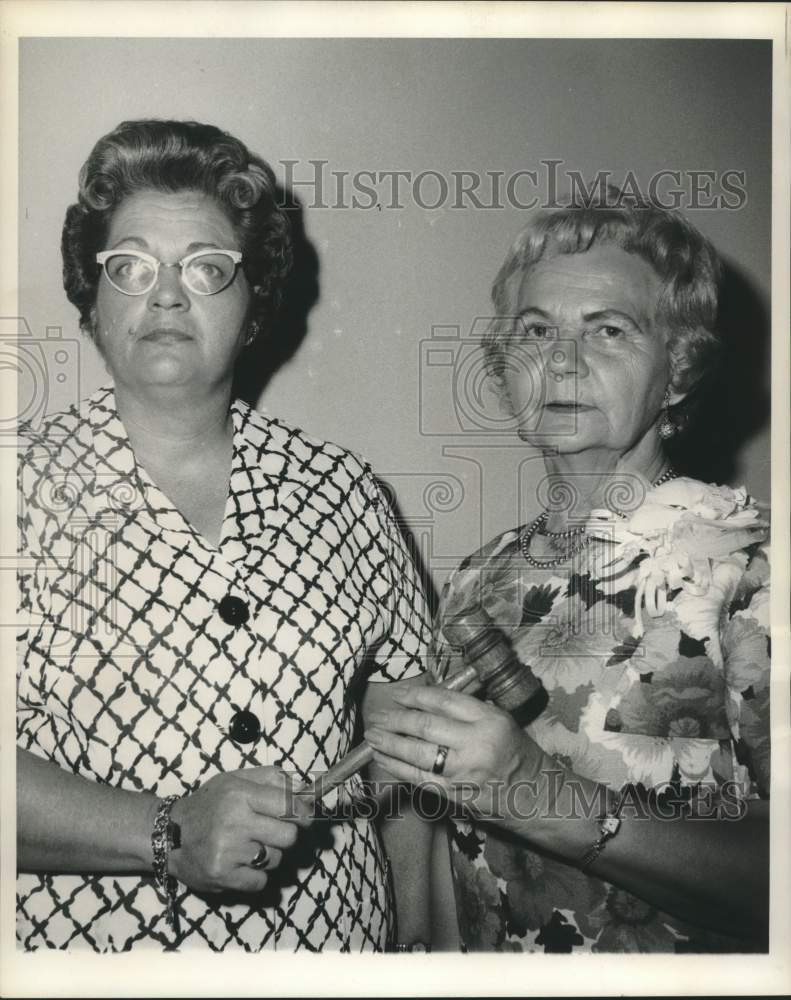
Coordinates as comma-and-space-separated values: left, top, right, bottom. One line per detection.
599, 324, 625, 338
192, 260, 222, 277
107, 255, 151, 279
524, 323, 554, 339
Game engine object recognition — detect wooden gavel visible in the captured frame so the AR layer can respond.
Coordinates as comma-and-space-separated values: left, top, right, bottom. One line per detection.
299, 606, 541, 801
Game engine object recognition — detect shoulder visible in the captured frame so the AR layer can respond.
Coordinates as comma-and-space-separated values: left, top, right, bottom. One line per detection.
232, 399, 380, 502
452, 522, 524, 577
634, 475, 769, 557
647, 475, 767, 522
437, 522, 527, 615
640, 475, 770, 629
17, 394, 97, 479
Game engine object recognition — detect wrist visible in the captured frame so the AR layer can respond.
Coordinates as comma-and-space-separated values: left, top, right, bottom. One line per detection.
499, 749, 564, 830
536, 774, 617, 863
166, 794, 187, 881
579, 786, 627, 872
501, 761, 608, 859
132, 792, 163, 870
151, 794, 182, 931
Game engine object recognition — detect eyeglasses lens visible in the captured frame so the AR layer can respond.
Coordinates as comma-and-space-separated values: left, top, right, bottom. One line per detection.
102, 252, 238, 295
105, 254, 156, 294
183, 253, 237, 294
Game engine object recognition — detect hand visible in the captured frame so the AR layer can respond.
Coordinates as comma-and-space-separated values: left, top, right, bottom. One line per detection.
364, 685, 549, 820
168, 766, 313, 894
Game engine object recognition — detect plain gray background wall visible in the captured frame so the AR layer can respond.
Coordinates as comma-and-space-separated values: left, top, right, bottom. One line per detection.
18, 38, 771, 595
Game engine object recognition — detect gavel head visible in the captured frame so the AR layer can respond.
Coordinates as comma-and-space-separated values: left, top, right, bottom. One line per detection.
442, 604, 542, 712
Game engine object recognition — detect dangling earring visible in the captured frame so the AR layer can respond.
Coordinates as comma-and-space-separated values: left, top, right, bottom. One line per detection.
659, 388, 676, 439
244, 321, 258, 347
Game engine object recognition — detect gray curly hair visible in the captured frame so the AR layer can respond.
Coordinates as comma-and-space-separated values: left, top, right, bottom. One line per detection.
485, 186, 723, 432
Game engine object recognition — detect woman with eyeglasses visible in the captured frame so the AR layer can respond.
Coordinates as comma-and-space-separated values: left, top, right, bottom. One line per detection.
16, 120, 432, 952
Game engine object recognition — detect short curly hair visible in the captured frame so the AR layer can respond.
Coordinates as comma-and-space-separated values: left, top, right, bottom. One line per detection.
485, 186, 723, 433
62, 119, 292, 338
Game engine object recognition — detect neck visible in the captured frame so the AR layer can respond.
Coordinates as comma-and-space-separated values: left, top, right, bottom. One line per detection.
539, 440, 670, 530
113, 379, 234, 470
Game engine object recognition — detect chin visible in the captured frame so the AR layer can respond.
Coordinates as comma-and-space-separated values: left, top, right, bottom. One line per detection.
517, 427, 597, 453
134, 359, 198, 386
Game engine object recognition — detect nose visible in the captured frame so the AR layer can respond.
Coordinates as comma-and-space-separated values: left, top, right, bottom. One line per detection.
544, 334, 589, 381
147, 263, 190, 311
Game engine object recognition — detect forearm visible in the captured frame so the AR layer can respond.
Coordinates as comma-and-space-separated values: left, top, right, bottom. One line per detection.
429, 821, 460, 950
363, 680, 770, 943
370, 762, 432, 945
593, 798, 768, 940
363, 674, 433, 943
503, 760, 769, 941
17, 748, 159, 873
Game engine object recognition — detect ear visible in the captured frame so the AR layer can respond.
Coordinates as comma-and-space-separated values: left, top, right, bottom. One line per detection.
665, 384, 687, 408
664, 353, 692, 408
82, 305, 101, 350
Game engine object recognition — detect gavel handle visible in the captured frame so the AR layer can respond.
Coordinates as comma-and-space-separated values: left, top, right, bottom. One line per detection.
298, 664, 482, 801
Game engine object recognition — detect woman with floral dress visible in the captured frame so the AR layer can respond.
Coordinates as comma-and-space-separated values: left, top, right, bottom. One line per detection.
364, 191, 770, 952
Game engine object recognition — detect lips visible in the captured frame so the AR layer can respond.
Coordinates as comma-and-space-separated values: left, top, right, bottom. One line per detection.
543, 402, 594, 411
139, 327, 192, 342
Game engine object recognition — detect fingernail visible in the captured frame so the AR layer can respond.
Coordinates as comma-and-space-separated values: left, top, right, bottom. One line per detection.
367, 711, 386, 724
365, 728, 383, 746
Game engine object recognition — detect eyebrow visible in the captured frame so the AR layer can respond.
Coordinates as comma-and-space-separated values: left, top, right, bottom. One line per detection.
519, 306, 645, 329
109, 237, 228, 254
582, 309, 642, 326
517, 307, 553, 320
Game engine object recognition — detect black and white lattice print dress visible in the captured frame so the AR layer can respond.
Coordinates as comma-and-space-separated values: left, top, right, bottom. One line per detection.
17, 385, 431, 951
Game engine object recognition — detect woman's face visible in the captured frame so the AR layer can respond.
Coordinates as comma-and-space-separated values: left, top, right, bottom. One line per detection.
502, 245, 680, 456
93, 189, 251, 392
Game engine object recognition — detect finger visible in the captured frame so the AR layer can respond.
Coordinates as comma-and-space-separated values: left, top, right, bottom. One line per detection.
237, 765, 314, 817
222, 867, 270, 894
365, 706, 464, 747
236, 765, 293, 789
370, 749, 452, 797
365, 726, 457, 777
362, 673, 430, 716
245, 842, 283, 873
243, 810, 302, 850
390, 684, 489, 722
243, 778, 314, 824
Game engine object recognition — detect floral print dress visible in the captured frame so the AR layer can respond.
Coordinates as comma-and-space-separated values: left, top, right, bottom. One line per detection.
430, 478, 770, 952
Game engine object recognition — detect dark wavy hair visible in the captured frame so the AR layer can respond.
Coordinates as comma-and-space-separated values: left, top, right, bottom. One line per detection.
62, 119, 292, 339
485, 185, 724, 434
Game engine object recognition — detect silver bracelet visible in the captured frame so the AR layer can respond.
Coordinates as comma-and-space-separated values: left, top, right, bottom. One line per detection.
579, 787, 626, 873
151, 794, 181, 932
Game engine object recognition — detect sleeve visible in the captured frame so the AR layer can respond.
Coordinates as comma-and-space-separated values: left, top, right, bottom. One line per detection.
721, 541, 771, 798
16, 451, 52, 755
426, 570, 465, 684
358, 469, 434, 683
16, 445, 92, 772
17, 452, 33, 647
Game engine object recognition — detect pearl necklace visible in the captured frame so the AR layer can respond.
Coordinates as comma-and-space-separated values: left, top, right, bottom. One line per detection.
520, 466, 679, 568
520, 511, 592, 568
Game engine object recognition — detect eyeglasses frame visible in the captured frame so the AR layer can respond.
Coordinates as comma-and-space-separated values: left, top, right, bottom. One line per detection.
95, 248, 244, 297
